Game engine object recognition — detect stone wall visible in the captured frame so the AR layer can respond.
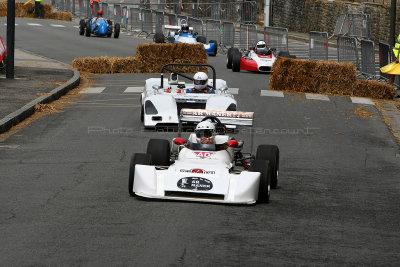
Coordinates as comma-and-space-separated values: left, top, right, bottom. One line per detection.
271, 0, 395, 44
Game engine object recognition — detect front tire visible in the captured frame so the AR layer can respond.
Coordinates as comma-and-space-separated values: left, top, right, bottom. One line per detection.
114, 23, 120, 39
85, 20, 91, 37
227, 48, 233, 69
129, 153, 152, 196
147, 139, 171, 166
154, 32, 165, 43
79, 19, 85, 35
232, 48, 241, 72
255, 145, 279, 189
251, 160, 271, 203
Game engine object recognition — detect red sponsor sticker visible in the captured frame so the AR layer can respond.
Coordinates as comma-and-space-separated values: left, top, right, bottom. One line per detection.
194, 151, 215, 158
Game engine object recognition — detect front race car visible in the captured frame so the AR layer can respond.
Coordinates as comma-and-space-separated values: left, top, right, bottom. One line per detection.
240, 50, 276, 73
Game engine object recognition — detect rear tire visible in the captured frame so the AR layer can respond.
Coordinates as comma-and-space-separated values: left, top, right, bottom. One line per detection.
85, 20, 91, 37
196, 36, 207, 44
154, 32, 165, 43
79, 19, 85, 35
209, 40, 218, 56
129, 153, 152, 196
227, 48, 233, 69
147, 139, 171, 166
251, 160, 271, 203
255, 145, 279, 189
114, 23, 120, 38
232, 49, 241, 72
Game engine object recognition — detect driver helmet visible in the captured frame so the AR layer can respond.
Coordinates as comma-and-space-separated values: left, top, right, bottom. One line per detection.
195, 121, 215, 144
256, 40, 267, 51
193, 72, 208, 91
97, 10, 103, 17
181, 23, 189, 33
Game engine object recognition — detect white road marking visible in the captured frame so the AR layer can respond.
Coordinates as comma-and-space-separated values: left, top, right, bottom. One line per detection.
50, 24, 66, 27
305, 93, 330, 101
0, 145, 20, 149
27, 23, 42, 26
260, 90, 284, 98
124, 87, 143, 93
350, 97, 375, 105
79, 87, 106, 94
4, 23, 19, 26
73, 25, 80, 28
229, 88, 239, 95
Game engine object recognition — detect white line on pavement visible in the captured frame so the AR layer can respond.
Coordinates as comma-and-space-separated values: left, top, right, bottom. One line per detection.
260, 90, 284, 98
350, 97, 375, 105
4, 23, 19, 26
27, 23, 42, 26
73, 26, 80, 28
305, 93, 330, 101
50, 24, 66, 27
229, 88, 239, 95
79, 87, 106, 94
124, 87, 143, 93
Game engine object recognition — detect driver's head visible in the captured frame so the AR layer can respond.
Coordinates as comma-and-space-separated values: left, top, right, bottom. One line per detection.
256, 40, 266, 50
193, 72, 208, 91
181, 23, 189, 33
97, 10, 103, 17
195, 120, 216, 144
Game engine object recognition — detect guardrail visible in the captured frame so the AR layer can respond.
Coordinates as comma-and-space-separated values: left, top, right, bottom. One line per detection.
264, 26, 288, 53
239, 24, 257, 51
309, 31, 328, 61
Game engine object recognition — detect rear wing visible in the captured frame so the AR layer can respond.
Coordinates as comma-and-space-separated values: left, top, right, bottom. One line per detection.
180, 109, 254, 126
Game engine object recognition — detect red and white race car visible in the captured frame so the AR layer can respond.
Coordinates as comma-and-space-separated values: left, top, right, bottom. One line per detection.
226, 41, 292, 73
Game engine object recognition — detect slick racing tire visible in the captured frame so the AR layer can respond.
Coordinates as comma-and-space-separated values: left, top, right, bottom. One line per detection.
196, 36, 207, 44
79, 19, 85, 35
154, 32, 165, 43
140, 104, 144, 122
232, 48, 241, 72
256, 145, 279, 189
209, 40, 218, 56
114, 23, 120, 39
251, 160, 271, 203
147, 139, 171, 166
129, 153, 152, 196
227, 48, 233, 69
85, 20, 91, 37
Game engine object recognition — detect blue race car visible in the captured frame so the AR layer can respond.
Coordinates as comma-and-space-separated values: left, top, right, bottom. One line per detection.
154, 22, 217, 56
79, 16, 120, 39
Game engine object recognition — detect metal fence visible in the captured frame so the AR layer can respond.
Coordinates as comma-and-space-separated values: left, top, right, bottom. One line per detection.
114, 4, 121, 27
360, 39, 376, 79
379, 42, 391, 81
309, 31, 328, 61
239, 24, 257, 50
165, 13, 177, 26
337, 36, 359, 69
333, 13, 371, 39
130, 7, 141, 31
263, 26, 288, 53
188, 17, 203, 36
138, 9, 153, 37
153, 11, 164, 34
206, 19, 222, 44
221, 21, 235, 49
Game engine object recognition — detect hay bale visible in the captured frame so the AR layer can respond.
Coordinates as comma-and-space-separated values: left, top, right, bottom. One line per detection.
0, 1, 71, 21
72, 57, 112, 73
353, 80, 396, 99
110, 57, 140, 73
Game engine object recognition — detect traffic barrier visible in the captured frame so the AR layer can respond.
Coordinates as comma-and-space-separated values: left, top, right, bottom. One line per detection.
333, 13, 370, 39
92, 1, 99, 16
206, 19, 222, 45
113, 4, 121, 27
337, 36, 359, 69
139, 9, 153, 37
165, 13, 177, 26
309, 31, 328, 61
72, 43, 207, 74
360, 40, 376, 79
264, 26, 288, 53
270, 57, 395, 99
101, 3, 108, 18
0, 1, 72, 21
130, 7, 141, 31
121, 6, 128, 29
188, 17, 203, 36
221, 21, 235, 49
239, 24, 257, 50
379, 42, 391, 81
153, 10, 164, 34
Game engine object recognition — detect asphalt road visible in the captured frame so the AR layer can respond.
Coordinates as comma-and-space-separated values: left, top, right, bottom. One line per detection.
1, 18, 400, 265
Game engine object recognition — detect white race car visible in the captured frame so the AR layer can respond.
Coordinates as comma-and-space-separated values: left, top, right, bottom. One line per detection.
140, 63, 237, 128
129, 109, 280, 205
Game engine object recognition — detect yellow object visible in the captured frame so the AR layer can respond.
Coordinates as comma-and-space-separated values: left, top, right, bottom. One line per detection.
380, 62, 400, 75
393, 34, 400, 58
23, 0, 33, 5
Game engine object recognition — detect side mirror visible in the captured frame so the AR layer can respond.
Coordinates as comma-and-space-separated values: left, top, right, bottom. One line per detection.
174, 137, 185, 146
227, 140, 238, 148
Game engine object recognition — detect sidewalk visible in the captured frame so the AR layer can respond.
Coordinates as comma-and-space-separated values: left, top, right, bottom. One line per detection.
0, 49, 80, 133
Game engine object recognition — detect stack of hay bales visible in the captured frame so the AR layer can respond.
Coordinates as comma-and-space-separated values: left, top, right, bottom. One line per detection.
0, 1, 72, 21
72, 43, 208, 74
270, 57, 396, 99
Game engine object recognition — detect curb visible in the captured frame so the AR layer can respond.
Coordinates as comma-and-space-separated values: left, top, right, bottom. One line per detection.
0, 68, 80, 134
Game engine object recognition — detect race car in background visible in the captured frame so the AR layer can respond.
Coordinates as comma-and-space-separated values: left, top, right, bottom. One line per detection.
153, 20, 218, 56
226, 41, 295, 73
140, 63, 237, 128
79, 11, 120, 38
129, 109, 280, 204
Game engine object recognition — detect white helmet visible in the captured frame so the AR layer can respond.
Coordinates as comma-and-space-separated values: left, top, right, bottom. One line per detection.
193, 72, 208, 91
195, 120, 215, 144
256, 41, 267, 50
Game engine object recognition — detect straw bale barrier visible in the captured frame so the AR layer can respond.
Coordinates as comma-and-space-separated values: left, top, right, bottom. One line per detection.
72, 43, 208, 74
0, 1, 72, 21
270, 57, 396, 99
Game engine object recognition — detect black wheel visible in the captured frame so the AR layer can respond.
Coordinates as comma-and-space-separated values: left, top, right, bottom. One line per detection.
227, 48, 233, 69
79, 19, 85, 35
147, 139, 171, 166
255, 145, 279, 189
209, 40, 218, 56
154, 32, 165, 43
85, 20, 91, 37
140, 104, 144, 122
251, 160, 271, 203
196, 36, 207, 44
129, 153, 151, 196
278, 51, 290, 58
232, 49, 241, 72
114, 23, 120, 39
107, 20, 113, 26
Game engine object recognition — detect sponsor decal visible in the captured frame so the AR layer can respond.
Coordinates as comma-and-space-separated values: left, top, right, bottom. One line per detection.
181, 109, 254, 119
194, 151, 215, 159
180, 168, 216, 175
177, 177, 213, 191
